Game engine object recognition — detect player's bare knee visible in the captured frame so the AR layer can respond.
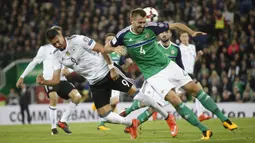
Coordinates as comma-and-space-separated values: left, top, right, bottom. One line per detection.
49, 92, 57, 106
127, 86, 137, 96
184, 81, 200, 96
97, 104, 112, 116
165, 92, 182, 106
69, 89, 81, 104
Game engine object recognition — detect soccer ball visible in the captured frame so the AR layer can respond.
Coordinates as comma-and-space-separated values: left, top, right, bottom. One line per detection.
143, 7, 159, 22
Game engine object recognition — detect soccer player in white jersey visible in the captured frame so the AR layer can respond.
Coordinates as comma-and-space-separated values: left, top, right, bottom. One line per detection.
16, 43, 82, 135
36, 26, 172, 139
179, 32, 211, 121
93, 33, 125, 131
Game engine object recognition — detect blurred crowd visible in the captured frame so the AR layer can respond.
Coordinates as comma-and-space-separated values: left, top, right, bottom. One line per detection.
0, 0, 254, 103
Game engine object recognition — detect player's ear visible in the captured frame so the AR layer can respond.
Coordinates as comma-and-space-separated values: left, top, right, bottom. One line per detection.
130, 17, 134, 24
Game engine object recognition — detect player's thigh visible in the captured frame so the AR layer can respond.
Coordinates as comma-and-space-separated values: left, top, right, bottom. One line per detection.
182, 81, 200, 96
45, 85, 58, 106
68, 89, 81, 104
57, 81, 76, 100
90, 82, 111, 110
110, 90, 120, 104
165, 89, 182, 106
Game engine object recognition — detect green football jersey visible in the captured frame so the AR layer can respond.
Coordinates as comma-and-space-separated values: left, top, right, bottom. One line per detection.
110, 52, 121, 65
111, 22, 170, 79
158, 42, 179, 62
158, 41, 184, 70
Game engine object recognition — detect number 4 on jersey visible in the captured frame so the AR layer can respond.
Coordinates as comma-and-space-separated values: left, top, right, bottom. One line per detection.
140, 46, 146, 55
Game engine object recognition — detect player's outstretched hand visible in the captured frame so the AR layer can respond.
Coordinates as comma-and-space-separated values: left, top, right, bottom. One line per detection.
110, 69, 119, 81
192, 31, 207, 37
16, 78, 24, 88
114, 46, 126, 55
36, 74, 44, 85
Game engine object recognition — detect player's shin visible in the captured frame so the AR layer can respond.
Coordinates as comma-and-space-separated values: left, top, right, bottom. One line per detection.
175, 103, 208, 132
49, 106, 57, 129
60, 101, 77, 123
137, 109, 153, 125
125, 100, 141, 115
133, 91, 168, 118
196, 90, 228, 122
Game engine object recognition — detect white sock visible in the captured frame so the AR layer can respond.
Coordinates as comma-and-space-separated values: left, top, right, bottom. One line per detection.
134, 91, 168, 119
49, 106, 57, 129
195, 98, 203, 116
99, 117, 106, 122
103, 112, 132, 126
60, 102, 77, 123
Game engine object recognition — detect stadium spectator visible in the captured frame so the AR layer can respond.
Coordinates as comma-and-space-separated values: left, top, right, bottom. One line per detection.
17, 84, 31, 124
6, 88, 19, 105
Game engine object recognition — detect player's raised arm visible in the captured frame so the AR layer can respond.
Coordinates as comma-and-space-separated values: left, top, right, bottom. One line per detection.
168, 23, 206, 37
16, 46, 45, 88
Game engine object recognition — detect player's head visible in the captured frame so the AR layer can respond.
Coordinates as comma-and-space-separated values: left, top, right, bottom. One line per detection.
159, 30, 172, 43
180, 32, 189, 45
104, 33, 115, 45
46, 26, 66, 50
130, 8, 147, 34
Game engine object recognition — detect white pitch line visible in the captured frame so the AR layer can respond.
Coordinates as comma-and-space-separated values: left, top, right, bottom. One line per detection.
179, 137, 253, 142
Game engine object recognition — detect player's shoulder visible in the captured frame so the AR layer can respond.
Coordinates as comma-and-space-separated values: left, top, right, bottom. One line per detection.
116, 26, 131, 38
66, 35, 82, 42
188, 44, 196, 50
171, 42, 179, 48
40, 44, 54, 49
67, 34, 94, 45
38, 44, 55, 53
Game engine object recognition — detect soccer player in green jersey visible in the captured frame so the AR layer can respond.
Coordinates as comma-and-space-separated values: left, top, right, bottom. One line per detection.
105, 8, 237, 140
119, 30, 182, 137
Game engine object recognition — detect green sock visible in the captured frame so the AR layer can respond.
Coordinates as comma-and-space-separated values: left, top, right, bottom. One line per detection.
98, 121, 105, 126
137, 110, 153, 125
176, 103, 208, 132
125, 100, 141, 114
196, 90, 228, 122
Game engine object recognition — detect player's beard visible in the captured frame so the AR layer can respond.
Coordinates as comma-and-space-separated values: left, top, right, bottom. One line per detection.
136, 27, 144, 34
161, 36, 170, 43
58, 46, 65, 51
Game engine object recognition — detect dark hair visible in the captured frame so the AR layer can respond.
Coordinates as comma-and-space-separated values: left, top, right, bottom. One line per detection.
130, 8, 146, 18
105, 33, 115, 39
45, 26, 62, 41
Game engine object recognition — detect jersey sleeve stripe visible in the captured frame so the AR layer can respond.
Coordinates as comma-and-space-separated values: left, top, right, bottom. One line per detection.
53, 49, 59, 54
116, 26, 130, 38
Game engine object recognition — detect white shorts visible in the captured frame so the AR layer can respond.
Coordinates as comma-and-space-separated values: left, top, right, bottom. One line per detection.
141, 81, 169, 107
110, 90, 120, 101
147, 61, 192, 100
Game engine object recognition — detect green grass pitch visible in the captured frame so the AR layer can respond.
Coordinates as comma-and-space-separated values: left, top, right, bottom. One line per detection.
0, 118, 254, 143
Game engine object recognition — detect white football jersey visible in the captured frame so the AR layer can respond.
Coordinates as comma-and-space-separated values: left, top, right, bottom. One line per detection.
52, 35, 109, 85
20, 44, 67, 81
179, 43, 196, 74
